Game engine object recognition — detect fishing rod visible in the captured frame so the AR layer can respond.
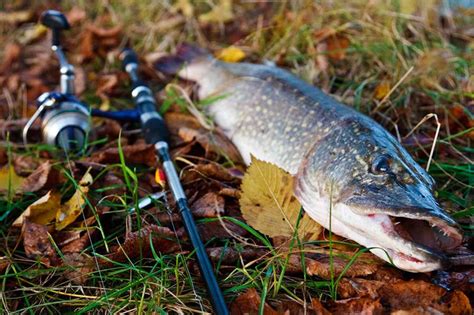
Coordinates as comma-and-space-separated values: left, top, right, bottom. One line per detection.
120, 48, 229, 315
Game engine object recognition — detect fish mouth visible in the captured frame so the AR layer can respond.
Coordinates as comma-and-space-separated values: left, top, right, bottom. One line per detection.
296, 190, 463, 272
372, 213, 463, 271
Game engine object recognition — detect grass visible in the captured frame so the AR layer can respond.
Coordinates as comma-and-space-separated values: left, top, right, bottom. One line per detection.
0, 0, 473, 313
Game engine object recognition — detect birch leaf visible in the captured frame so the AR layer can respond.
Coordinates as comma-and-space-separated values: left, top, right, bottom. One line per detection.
12, 190, 61, 227
55, 172, 93, 231
239, 157, 322, 241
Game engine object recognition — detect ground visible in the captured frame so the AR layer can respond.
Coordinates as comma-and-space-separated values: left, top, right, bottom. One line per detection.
0, 0, 472, 314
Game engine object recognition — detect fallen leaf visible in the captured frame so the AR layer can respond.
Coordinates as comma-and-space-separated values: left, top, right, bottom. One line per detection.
96, 73, 119, 100
239, 157, 322, 241
193, 163, 237, 182
62, 231, 93, 254
23, 220, 58, 267
0, 42, 21, 73
0, 258, 9, 273
337, 278, 385, 299
13, 190, 61, 227
0, 165, 25, 192
19, 161, 63, 193
326, 35, 350, 61
178, 127, 242, 162
191, 192, 225, 217
171, 0, 194, 17
378, 280, 472, 314
329, 297, 383, 314
216, 46, 246, 63
198, 0, 234, 24
13, 154, 39, 176
63, 253, 94, 285
373, 80, 391, 100
103, 225, 181, 266
230, 288, 278, 315
206, 246, 266, 264
66, 7, 87, 26
0, 10, 33, 24
55, 171, 93, 231
311, 298, 332, 315
198, 219, 248, 242
88, 143, 157, 167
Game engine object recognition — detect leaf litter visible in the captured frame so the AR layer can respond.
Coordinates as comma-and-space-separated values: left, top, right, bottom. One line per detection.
0, 1, 472, 314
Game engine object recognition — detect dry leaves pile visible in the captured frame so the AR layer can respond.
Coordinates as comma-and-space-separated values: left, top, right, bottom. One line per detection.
0, 2, 472, 314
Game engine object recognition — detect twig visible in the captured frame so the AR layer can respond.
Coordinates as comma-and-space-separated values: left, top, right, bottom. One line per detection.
403, 113, 441, 171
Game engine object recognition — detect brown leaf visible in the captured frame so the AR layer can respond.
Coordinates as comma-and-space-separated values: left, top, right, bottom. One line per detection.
22, 220, 58, 267
305, 255, 379, 279
13, 154, 39, 176
63, 253, 94, 285
66, 7, 87, 26
218, 187, 241, 199
325, 35, 350, 61
230, 288, 278, 315
198, 219, 248, 242
0, 258, 9, 273
337, 278, 385, 299
178, 126, 242, 162
87, 24, 122, 38
94, 118, 122, 140
104, 225, 180, 265
62, 231, 92, 254
329, 297, 383, 314
207, 247, 266, 264
191, 192, 225, 218
378, 280, 472, 314
88, 143, 157, 167
193, 163, 237, 182
0, 147, 7, 165
79, 28, 94, 60
0, 42, 21, 73
19, 161, 63, 193
96, 74, 119, 100
311, 298, 332, 315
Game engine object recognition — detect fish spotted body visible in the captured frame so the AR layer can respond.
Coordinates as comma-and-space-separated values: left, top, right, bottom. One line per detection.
156, 45, 463, 272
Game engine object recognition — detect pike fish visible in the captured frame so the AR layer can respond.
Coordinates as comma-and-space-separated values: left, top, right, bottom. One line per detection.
156, 45, 463, 272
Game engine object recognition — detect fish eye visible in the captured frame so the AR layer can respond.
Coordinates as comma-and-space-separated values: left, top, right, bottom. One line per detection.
371, 154, 392, 175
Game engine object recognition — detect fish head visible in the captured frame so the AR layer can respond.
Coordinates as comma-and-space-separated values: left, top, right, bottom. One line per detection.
295, 119, 463, 272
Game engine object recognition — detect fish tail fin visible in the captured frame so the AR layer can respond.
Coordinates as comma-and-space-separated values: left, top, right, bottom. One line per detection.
154, 43, 210, 75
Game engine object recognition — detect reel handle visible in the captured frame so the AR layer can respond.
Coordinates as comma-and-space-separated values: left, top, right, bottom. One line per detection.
40, 10, 70, 47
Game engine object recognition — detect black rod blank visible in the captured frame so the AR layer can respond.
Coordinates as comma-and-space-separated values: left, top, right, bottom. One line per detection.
120, 48, 229, 315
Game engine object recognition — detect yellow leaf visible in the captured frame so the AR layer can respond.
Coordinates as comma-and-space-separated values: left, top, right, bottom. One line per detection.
216, 46, 246, 63
0, 166, 25, 192
171, 0, 194, 17
12, 190, 61, 227
374, 81, 391, 100
239, 157, 322, 241
55, 172, 93, 231
198, 0, 234, 24
399, 0, 417, 15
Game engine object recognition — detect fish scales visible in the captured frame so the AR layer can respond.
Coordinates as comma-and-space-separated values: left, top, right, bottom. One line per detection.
156, 45, 464, 273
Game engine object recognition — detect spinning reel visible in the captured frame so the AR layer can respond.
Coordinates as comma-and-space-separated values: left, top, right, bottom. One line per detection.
23, 10, 91, 153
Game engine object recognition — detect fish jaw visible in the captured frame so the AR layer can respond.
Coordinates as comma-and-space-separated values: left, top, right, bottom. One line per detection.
294, 175, 462, 273
295, 190, 440, 272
